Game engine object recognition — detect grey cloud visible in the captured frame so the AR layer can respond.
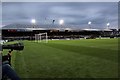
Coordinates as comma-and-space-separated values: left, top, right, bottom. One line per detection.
2, 2, 118, 29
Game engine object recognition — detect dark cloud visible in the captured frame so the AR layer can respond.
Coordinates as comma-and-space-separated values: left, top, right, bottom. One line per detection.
2, 2, 118, 29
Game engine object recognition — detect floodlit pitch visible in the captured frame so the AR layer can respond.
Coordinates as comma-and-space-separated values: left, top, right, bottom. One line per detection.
4, 38, 118, 78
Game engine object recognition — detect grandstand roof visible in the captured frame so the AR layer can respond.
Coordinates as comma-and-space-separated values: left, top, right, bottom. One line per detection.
2, 23, 113, 31
2, 23, 76, 29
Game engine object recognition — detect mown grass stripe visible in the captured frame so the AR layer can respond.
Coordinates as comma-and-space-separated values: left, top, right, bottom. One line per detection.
10, 39, 118, 78
43, 43, 118, 62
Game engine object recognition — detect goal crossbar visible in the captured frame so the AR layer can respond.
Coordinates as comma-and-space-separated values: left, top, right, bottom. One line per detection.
35, 33, 48, 43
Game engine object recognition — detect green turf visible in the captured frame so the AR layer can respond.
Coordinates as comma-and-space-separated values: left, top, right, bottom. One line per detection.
10, 39, 118, 78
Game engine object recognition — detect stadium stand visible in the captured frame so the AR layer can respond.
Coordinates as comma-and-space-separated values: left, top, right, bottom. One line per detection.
1, 23, 120, 40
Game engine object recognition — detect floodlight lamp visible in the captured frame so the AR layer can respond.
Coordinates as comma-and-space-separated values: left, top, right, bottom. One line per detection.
31, 19, 36, 24
107, 23, 110, 26
88, 21, 91, 25
59, 19, 64, 25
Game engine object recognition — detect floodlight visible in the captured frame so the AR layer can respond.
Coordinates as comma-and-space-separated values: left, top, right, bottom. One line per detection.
59, 19, 64, 25
31, 19, 36, 24
88, 21, 91, 25
107, 23, 110, 26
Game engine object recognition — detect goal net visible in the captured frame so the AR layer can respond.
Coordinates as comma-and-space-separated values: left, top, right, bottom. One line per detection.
35, 33, 48, 43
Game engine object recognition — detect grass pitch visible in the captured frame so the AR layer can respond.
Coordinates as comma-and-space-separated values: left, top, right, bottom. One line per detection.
7, 39, 118, 78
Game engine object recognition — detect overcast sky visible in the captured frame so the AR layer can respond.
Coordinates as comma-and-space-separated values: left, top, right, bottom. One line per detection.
1, 2, 118, 29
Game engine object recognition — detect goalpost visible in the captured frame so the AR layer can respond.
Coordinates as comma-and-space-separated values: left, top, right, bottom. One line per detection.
35, 33, 48, 43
